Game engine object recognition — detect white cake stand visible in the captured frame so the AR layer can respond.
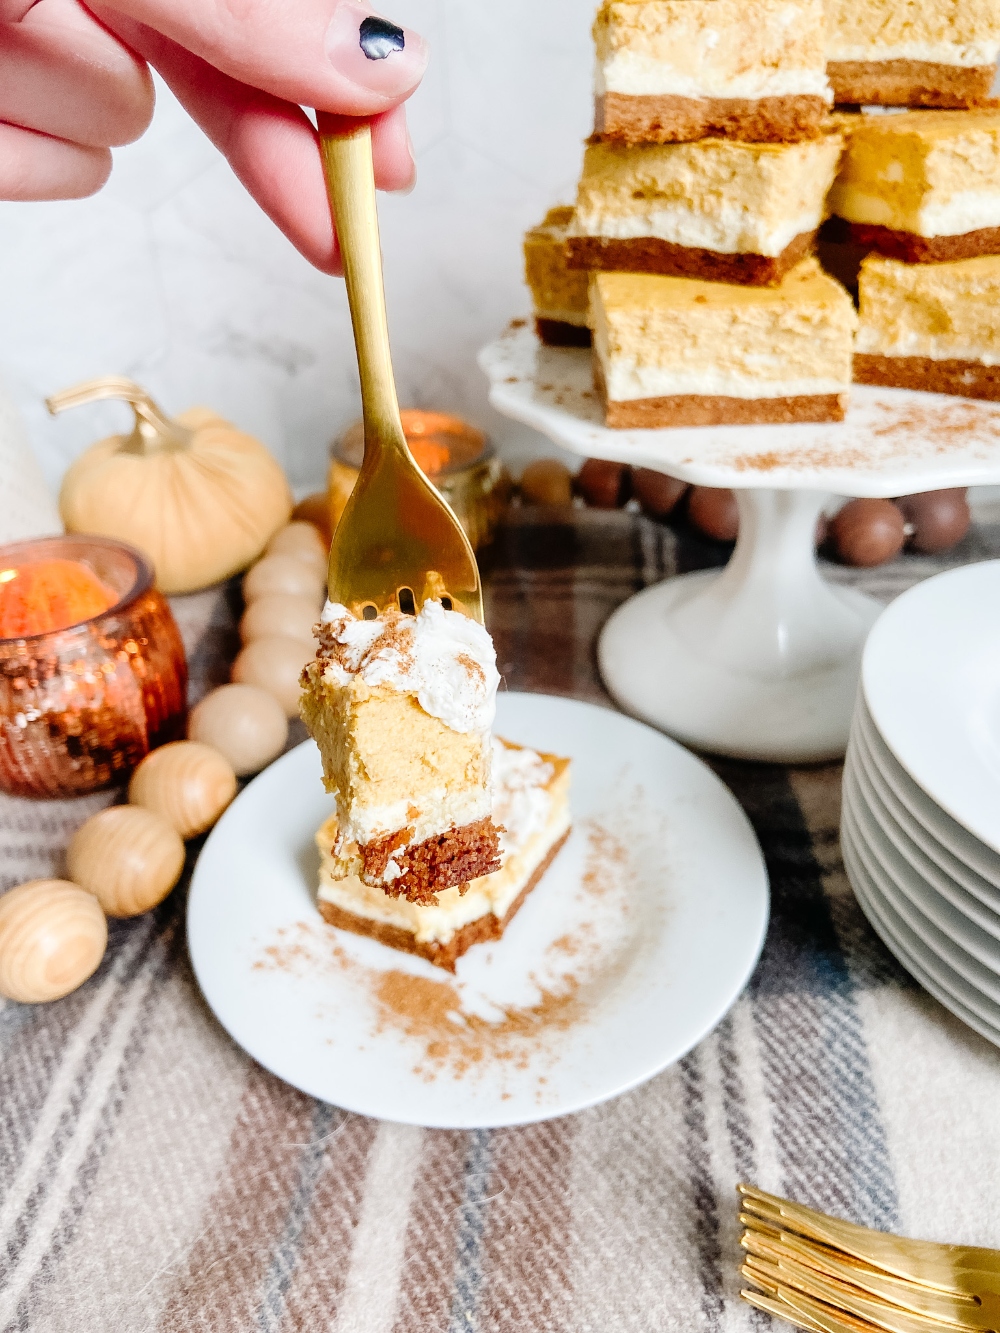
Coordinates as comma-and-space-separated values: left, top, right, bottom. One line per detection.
480, 325, 1000, 762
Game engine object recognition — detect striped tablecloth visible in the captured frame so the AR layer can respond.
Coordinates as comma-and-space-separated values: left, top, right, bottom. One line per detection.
2, 506, 1000, 1333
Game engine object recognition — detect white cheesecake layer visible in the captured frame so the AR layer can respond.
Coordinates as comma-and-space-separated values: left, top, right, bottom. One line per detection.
598, 357, 848, 402
829, 187, 1000, 238
828, 40, 1000, 67
855, 331, 1000, 364
574, 202, 820, 257
596, 52, 830, 99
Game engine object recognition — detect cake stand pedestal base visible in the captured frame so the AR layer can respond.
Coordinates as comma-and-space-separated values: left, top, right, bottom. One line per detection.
597, 489, 883, 763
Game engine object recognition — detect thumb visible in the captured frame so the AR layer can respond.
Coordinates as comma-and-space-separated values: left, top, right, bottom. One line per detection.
89, 0, 428, 117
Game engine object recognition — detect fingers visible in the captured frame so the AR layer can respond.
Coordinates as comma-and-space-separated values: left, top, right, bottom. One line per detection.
0, 120, 111, 199
92, 0, 428, 117
101, 16, 415, 272
0, 0, 154, 147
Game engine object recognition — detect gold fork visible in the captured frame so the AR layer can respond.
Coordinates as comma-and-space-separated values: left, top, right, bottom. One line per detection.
739, 1184, 1000, 1333
316, 114, 483, 623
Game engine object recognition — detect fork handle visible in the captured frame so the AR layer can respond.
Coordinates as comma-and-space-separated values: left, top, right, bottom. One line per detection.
317, 115, 402, 450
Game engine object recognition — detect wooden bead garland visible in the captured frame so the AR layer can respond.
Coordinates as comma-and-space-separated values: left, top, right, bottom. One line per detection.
67, 805, 185, 918
128, 741, 237, 839
188, 684, 288, 777
0, 880, 107, 1003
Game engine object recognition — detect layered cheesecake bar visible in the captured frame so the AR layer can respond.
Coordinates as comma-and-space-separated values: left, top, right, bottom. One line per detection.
824, 0, 1000, 108
594, 0, 831, 145
523, 206, 592, 347
827, 110, 1000, 263
854, 252, 1000, 399
300, 600, 503, 907
315, 738, 572, 971
591, 258, 857, 427
567, 130, 844, 286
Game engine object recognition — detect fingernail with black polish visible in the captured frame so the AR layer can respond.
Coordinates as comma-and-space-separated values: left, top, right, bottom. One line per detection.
360, 16, 405, 60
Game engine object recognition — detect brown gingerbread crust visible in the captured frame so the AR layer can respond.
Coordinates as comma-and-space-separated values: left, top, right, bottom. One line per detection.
535, 317, 592, 348
594, 354, 846, 426
317, 826, 572, 972
828, 60, 994, 109
594, 92, 829, 145
361, 816, 502, 906
854, 353, 1000, 401
821, 216, 1000, 264
566, 231, 816, 286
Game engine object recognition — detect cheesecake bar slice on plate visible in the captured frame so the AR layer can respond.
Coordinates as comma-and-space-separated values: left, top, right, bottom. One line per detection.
854, 251, 1000, 400
567, 130, 844, 286
315, 738, 572, 972
827, 110, 1000, 263
824, 0, 1000, 108
593, 0, 831, 145
523, 206, 593, 347
300, 600, 503, 906
591, 257, 857, 427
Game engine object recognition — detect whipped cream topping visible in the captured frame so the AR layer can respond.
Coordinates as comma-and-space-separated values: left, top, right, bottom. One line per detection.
318, 598, 500, 735
491, 739, 554, 856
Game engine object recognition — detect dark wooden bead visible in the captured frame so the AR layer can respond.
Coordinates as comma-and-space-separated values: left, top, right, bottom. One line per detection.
830, 498, 906, 567
687, 487, 739, 542
576, 458, 631, 508
897, 489, 971, 554
631, 468, 688, 518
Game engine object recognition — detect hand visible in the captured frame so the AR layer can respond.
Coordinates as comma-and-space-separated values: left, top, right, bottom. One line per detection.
0, 0, 427, 272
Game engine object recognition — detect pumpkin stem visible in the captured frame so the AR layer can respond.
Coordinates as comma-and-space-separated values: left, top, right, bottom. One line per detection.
46, 376, 193, 454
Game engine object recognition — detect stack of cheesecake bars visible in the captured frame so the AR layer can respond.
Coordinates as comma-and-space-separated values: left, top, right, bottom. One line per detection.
524, 0, 1000, 427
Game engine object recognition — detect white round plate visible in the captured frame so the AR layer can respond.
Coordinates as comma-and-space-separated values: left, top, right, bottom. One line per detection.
187, 692, 769, 1129
480, 326, 1000, 495
863, 561, 1000, 855
842, 796, 1000, 1011
856, 699, 1000, 890
841, 818, 1000, 1047
844, 762, 1000, 976
848, 726, 1000, 936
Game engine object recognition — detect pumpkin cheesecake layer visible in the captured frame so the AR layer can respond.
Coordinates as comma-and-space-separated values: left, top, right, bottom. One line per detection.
823, 0, 1000, 107
567, 131, 843, 284
300, 599, 502, 906
854, 252, 1000, 401
829, 111, 1000, 258
593, 0, 830, 144
591, 258, 857, 428
316, 738, 572, 972
523, 206, 592, 347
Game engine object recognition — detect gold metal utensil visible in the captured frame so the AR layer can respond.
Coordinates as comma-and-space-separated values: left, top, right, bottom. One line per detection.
317, 115, 483, 623
739, 1184, 1000, 1333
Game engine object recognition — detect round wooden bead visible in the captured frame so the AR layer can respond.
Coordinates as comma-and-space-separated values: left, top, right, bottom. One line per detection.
129, 741, 237, 839
243, 554, 325, 607
688, 487, 739, 542
188, 684, 288, 777
898, 489, 971, 555
830, 498, 906, 567
519, 459, 574, 506
240, 593, 318, 646
577, 458, 630, 508
0, 880, 107, 1004
632, 468, 687, 518
232, 635, 313, 717
67, 806, 185, 917
265, 521, 329, 577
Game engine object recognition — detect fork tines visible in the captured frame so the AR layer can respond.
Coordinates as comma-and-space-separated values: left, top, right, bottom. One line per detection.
737, 1183, 1000, 1333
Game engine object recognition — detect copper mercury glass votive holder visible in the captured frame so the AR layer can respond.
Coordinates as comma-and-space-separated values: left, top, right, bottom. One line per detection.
328, 410, 513, 551
0, 534, 188, 799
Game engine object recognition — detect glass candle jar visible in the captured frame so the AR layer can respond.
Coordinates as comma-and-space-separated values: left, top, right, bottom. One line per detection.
0, 535, 187, 798
329, 410, 512, 551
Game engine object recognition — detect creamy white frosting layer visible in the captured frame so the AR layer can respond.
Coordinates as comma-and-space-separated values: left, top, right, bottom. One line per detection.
828, 40, 1000, 66
599, 358, 848, 402
829, 187, 1000, 237
333, 784, 493, 859
596, 51, 831, 99
574, 202, 819, 257
319, 598, 500, 734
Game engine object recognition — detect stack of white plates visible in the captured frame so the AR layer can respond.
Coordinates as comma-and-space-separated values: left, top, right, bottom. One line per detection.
841, 560, 1000, 1047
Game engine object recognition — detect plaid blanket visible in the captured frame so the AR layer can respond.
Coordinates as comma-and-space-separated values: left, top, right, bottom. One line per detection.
2, 506, 999, 1333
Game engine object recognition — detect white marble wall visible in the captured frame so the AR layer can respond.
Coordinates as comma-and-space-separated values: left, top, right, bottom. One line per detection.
0, 0, 594, 499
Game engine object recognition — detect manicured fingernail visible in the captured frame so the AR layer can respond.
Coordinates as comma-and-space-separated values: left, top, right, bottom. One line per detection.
360, 16, 404, 59
326, 2, 428, 99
